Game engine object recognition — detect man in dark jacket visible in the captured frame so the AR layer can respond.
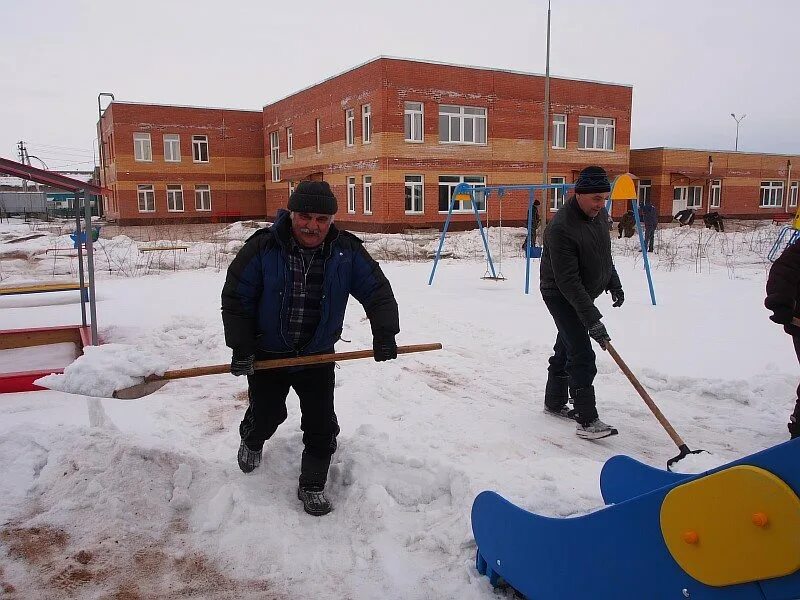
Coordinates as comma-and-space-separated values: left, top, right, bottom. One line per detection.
765, 240, 800, 439
640, 200, 658, 253
222, 181, 399, 515
540, 166, 623, 439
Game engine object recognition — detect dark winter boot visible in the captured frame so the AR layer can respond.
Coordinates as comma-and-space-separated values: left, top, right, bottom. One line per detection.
571, 386, 599, 426
237, 440, 262, 473
544, 375, 571, 413
298, 450, 332, 516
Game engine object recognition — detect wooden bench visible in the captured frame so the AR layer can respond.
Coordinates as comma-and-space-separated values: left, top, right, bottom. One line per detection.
773, 213, 794, 226
0, 282, 88, 296
139, 245, 188, 252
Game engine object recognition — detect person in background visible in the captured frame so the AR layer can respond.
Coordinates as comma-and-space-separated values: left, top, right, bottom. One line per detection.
222, 181, 400, 516
765, 240, 800, 440
674, 208, 696, 227
640, 200, 658, 253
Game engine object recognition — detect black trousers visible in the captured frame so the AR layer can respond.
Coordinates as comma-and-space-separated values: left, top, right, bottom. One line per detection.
239, 363, 340, 461
644, 226, 655, 252
542, 292, 598, 420
792, 337, 800, 426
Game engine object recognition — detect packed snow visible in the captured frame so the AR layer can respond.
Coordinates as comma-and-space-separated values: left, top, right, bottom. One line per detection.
0, 217, 796, 598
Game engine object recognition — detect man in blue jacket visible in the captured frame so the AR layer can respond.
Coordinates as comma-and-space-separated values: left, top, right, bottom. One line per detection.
640, 200, 658, 253
222, 181, 399, 516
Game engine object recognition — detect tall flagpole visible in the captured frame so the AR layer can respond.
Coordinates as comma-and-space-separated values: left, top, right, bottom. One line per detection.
541, 0, 552, 231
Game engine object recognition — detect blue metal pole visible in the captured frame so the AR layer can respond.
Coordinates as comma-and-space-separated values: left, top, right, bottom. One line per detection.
473, 187, 497, 279
428, 183, 462, 285
632, 201, 657, 305
525, 189, 535, 294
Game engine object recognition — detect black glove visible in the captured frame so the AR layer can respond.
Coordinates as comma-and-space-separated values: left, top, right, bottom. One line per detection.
610, 288, 625, 308
373, 335, 398, 362
588, 321, 611, 349
230, 352, 255, 376
769, 306, 794, 326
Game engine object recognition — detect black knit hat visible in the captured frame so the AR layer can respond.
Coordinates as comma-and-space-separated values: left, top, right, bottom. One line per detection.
288, 181, 338, 215
575, 166, 611, 194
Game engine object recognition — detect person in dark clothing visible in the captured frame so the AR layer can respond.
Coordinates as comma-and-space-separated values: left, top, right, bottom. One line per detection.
765, 240, 800, 440
222, 180, 400, 516
703, 211, 725, 232
617, 210, 636, 239
522, 199, 542, 255
674, 208, 696, 226
540, 166, 624, 439
640, 201, 658, 253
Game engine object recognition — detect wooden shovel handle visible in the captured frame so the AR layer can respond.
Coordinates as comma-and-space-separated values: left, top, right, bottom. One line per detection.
604, 341, 686, 449
152, 343, 443, 382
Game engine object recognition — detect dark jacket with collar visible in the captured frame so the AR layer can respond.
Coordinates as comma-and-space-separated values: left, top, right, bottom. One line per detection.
540, 196, 622, 326
765, 240, 800, 336
221, 210, 399, 356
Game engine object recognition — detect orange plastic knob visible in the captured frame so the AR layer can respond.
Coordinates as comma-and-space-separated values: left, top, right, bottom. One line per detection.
682, 531, 699, 544
752, 513, 769, 527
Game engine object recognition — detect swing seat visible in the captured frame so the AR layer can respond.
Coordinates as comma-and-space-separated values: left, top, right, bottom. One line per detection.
526, 245, 542, 259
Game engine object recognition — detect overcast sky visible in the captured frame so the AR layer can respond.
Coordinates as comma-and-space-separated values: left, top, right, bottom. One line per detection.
2, 0, 798, 170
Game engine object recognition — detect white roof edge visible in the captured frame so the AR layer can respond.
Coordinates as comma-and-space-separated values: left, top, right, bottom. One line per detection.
632, 146, 799, 158
263, 55, 632, 109
109, 100, 261, 114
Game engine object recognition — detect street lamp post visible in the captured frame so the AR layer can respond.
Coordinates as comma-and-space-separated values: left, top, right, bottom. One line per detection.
730, 113, 746, 151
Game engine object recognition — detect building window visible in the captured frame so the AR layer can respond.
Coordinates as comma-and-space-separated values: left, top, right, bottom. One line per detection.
287, 128, 293, 158
404, 102, 424, 142
405, 175, 424, 213
363, 175, 372, 214
550, 176, 566, 211
137, 184, 155, 212
439, 105, 487, 144
288, 181, 296, 197
760, 181, 784, 208
552, 114, 566, 149
316, 118, 321, 153
192, 135, 209, 162
790, 182, 799, 208
362, 104, 372, 144
687, 186, 703, 209
438, 175, 486, 212
578, 117, 615, 151
195, 184, 211, 211
345, 109, 355, 147
638, 179, 652, 205
163, 134, 181, 162
133, 133, 152, 162
269, 131, 280, 182
710, 180, 721, 208
347, 177, 356, 213
166, 184, 184, 212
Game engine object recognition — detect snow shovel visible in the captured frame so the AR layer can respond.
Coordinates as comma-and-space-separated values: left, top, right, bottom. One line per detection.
603, 341, 706, 471
112, 343, 442, 400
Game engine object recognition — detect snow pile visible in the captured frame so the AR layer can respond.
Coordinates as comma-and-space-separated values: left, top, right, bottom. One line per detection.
36, 344, 170, 398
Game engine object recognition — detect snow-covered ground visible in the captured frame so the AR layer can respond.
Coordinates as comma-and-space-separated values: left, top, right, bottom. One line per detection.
0, 218, 795, 598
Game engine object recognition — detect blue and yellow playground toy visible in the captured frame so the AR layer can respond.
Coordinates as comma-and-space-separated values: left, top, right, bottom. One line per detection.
768, 206, 800, 262
472, 439, 800, 599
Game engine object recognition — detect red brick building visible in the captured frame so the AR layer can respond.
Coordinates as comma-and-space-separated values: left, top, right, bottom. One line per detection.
264, 57, 632, 231
630, 148, 799, 221
98, 102, 264, 225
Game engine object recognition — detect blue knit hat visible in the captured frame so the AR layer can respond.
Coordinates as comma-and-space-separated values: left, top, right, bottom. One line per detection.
575, 166, 611, 194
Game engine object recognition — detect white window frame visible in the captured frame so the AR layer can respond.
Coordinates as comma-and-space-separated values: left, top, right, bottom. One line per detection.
550, 176, 566, 211
316, 118, 321, 153
438, 105, 487, 145
578, 116, 615, 151
133, 133, 152, 162
137, 184, 155, 212
760, 181, 784, 208
438, 175, 487, 213
363, 175, 372, 214
687, 185, 703, 209
362, 104, 372, 144
789, 181, 799, 208
269, 131, 280, 182
192, 135, 209, 163
286, 127, 293, 158
166, 184, 184, 212
195, 184, 211, 211
404, 102, 424, 142
347, 177, 356, 213
638, 179, 652, 205
163, 134, 181, 162
710, 180, 721, 209
288, 181, 296, 197
405, 175, 424, 214
552, 114, 567, 149
345, 109, 355, 147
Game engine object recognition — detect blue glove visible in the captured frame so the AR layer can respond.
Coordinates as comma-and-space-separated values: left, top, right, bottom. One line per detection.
230, 352, 255, 376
